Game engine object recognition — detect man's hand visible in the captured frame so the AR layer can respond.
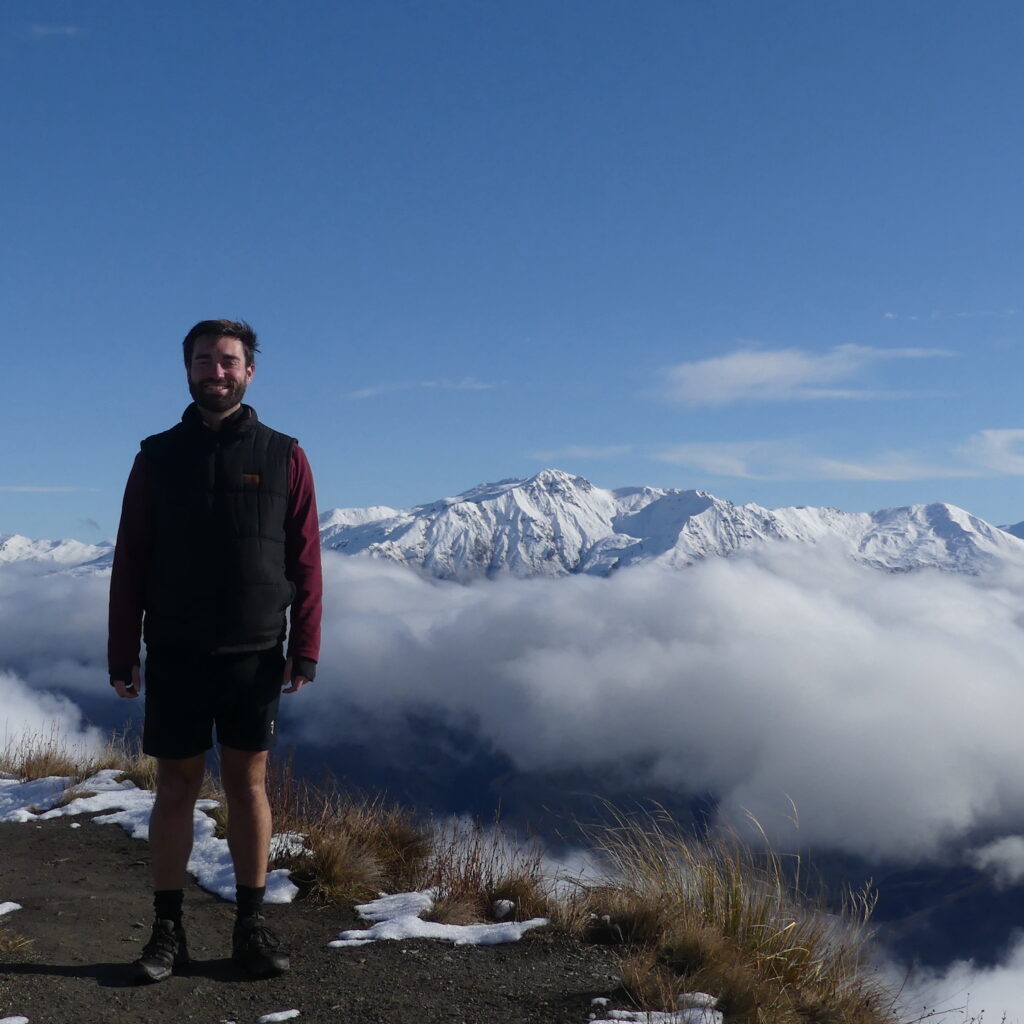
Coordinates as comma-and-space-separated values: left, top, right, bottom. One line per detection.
113, 665, 142, 699
281, 657, 310, 694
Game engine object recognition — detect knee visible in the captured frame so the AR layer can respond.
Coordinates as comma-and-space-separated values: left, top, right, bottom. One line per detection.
155, 759, 204, 808
220, 752, 269, 809
222, 772, 267, 807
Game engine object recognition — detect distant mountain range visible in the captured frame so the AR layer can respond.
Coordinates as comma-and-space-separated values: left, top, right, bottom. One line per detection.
5, 468, 1024, 579
320, 468, 1024, 579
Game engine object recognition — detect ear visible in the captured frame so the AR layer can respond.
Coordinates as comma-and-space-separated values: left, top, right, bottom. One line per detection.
245, 362, 255, 383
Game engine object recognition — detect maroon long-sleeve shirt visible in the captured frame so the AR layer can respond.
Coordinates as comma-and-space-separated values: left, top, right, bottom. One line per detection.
107, 443, 323, 677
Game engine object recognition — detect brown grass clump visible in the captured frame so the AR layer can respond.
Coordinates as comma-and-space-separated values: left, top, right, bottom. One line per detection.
0, 922, 32, 957
202, 801, 229, 840
266, 759, 432, 904
0, 726, 92, 782
570, 807, 898, 1024
94, 732, 157, 791
423, 818, 552, 925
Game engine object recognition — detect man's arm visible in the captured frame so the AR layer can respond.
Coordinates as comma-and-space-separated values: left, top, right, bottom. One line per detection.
283, 444, 322, 692
109, 453, 150, 698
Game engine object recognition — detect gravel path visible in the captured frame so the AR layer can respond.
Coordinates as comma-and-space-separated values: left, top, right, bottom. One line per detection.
0, 815, 622, 1024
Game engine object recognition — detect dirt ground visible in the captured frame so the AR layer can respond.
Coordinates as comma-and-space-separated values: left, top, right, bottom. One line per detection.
0, 814, 622, 1024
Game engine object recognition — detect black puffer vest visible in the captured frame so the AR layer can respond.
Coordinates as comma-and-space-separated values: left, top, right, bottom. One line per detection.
140, 404, 296, 654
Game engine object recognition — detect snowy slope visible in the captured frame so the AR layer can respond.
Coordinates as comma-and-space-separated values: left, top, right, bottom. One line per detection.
6, 470, 1023, 580
0, 534, 111, 570
319, 469, 1024, 580
1000, 520, 1024, 541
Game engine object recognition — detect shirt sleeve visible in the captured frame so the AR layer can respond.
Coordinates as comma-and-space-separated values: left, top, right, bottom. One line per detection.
107, 452, 151, 681
285, 444, 323, 666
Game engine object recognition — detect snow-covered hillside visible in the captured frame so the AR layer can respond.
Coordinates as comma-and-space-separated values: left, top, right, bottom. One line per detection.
6, 470, 1024, 580
0, 534, 112, 571
319, 468, 1024, 580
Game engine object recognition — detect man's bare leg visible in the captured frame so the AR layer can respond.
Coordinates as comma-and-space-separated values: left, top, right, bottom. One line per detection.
150, 754, 206, 890
133, 754, 204, 982
220, 746, 271, 887
220, 746, 288, 976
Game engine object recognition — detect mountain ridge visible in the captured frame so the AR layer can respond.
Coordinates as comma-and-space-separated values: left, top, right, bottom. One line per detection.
6, 469, 1024, 579
317, 468, 1024, 580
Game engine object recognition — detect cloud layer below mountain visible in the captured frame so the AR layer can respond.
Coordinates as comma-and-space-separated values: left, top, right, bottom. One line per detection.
5, 548, 1024, 1012
4, 547, 1024, 865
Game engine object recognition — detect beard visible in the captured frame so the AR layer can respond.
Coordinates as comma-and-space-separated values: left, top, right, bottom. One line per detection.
189, 376, 249, 413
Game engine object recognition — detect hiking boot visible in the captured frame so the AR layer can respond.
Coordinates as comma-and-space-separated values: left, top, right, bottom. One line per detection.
232, 913, 290, 977
133, 918, 189, 983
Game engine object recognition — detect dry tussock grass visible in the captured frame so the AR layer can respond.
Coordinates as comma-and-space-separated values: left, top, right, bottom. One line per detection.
267, 759, 432, 903
0, 727, 91, 782
0, 726, 161, 792
424, 818, 552, 925
570, 806, 898, 1024
95, 732, 158, 791
0, 923, 32, 957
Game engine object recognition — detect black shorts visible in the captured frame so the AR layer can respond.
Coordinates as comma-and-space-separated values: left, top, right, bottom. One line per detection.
142, 647, 285, 760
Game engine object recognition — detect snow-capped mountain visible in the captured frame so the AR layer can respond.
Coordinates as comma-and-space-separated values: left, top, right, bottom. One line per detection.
319, 468, 1024, 580
5, 470, 1023, 580
1000, 520, 1024, 541
0, 534, 112, 570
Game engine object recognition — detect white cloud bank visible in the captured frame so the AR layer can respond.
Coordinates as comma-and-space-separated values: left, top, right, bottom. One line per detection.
7, 548, 1024, 1019
288, 547, 1024, 863
0, 669, 103, 759
898, 935, 1024, 1022
6, 547, 1024, 867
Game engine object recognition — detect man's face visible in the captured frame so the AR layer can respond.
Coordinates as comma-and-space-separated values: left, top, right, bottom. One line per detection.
187, 335, 254, 414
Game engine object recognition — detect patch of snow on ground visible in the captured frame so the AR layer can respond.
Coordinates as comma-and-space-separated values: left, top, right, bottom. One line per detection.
590, 1011, 720, 1024
0, 776, 74, 821
3, 770, 297, 903
269, 831, 307, 859
0, 1016, 30, 1024
588, 992, 721, 1024
329, 889, 549, 948
0, 902, 22, 916
256, 1012, 300, 1023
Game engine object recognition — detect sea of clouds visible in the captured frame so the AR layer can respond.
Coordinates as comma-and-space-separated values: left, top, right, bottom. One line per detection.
3, 545, 1024, 1017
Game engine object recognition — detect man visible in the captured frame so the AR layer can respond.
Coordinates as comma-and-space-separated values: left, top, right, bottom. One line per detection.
108, 319, 322, 984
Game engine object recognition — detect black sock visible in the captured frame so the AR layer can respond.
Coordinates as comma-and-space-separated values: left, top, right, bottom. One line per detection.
154, 889, 184, 926
236, 884, 266, 920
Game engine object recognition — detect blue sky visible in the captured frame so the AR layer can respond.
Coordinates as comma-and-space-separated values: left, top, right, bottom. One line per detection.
3, 0, 1023, 540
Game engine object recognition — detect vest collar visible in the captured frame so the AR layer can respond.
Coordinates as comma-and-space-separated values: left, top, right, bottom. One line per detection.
181, 403, 259, 437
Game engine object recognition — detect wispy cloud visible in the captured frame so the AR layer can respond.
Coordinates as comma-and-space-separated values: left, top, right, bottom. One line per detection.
346, 377, 496, 400
28, 24, 81, 38
956, 430, 1024, 475
662, 344, 952, 406
884, 309, 1018, 321
0, 486, 81, 493
653, 441, 970, 481
531, 444, 633, 461
655, 429, 1024, 482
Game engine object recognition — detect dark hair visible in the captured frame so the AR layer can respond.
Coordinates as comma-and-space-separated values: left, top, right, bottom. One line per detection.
182, 319, 260, 368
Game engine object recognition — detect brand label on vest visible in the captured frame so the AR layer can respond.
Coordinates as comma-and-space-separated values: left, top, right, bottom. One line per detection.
242, 473, 261, 485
